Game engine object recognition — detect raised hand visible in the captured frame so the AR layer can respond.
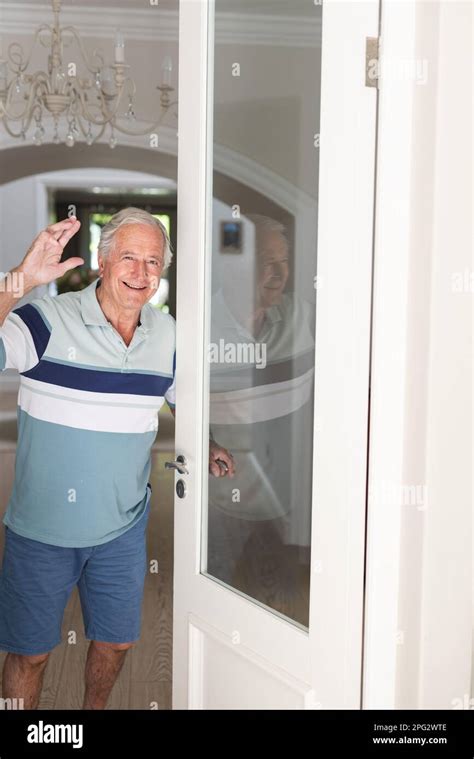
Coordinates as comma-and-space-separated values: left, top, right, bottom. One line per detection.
18, 217, 84, 288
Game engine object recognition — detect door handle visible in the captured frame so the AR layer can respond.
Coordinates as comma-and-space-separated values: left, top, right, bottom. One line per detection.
165, 454, 189, 475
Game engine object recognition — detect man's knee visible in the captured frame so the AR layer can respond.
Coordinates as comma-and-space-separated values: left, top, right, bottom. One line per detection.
92, 640, 135, 653
10, 652, 50, 668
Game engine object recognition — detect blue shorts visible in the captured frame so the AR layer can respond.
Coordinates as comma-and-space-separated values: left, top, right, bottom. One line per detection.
0, 487, 151, 656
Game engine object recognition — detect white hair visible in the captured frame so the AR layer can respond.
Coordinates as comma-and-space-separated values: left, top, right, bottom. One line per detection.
245, 213, 290, 251
98, 207, 173, 269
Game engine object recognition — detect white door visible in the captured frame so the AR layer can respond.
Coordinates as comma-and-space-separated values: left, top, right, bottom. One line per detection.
172, 0, 379, 709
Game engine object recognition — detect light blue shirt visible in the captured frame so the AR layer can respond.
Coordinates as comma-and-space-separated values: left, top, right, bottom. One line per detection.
0, 277, 176, 547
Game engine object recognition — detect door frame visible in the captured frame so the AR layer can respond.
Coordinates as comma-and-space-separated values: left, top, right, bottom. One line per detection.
362, 0, 418, 710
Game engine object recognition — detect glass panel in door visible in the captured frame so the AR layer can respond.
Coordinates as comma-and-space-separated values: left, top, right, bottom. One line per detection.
202, 0, 322, 628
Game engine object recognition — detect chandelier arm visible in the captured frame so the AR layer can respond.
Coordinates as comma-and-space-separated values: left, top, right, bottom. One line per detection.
76, 113, 106, 143
7, 27, 54, 75
1, 119, 26, 138
125, 77, 137, 98
27, 102, 44, 134
101, 81, 132, 121
74, 83, 129, 126
111, 111, 169, 137
1, 73, 49, 122
16, 101, 39, 135
60, 27, 107, 75
74, 91, 119, 126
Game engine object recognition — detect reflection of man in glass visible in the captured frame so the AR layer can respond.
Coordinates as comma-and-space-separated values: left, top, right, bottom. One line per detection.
207, 214, 315, 626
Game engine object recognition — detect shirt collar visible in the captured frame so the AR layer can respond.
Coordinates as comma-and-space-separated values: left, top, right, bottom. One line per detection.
80, 277, 152, 332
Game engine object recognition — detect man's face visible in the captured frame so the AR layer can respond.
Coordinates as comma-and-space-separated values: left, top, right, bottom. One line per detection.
257, 230, 290, 308
98, 223, 164, 312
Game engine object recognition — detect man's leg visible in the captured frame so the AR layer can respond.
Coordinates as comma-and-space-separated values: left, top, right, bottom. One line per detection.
82, 640, 134, 710
2, 652, 51, 709
79, 494, 151, 710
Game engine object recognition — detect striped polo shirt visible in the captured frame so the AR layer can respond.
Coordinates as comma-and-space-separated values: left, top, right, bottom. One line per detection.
0, 277, 176, 547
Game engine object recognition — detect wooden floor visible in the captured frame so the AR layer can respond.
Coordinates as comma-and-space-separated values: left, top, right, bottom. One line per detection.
0, 397, 176, 710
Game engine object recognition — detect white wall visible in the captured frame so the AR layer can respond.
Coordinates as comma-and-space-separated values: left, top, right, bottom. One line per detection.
0, 175, 49, 388
414, 0, 472, 710
0, 176, 47, 279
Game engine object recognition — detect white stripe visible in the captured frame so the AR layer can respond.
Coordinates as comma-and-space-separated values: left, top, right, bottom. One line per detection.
18, 381, 164, 433
209, 368, 314, 424
1, 313, 39, 373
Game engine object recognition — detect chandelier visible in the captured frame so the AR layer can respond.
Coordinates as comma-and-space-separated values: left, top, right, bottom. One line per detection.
0, 0, 177, 148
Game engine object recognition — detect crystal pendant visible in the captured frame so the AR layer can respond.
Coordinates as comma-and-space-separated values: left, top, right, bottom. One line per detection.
33, 125, 45, 146
65, 132, 75, 148
126, 98, 136, 122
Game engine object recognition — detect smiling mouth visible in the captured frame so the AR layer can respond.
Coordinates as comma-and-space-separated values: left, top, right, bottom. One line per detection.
122, 281, 147, 291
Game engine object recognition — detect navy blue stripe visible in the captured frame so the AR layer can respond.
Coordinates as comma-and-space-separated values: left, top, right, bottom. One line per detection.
172, 350, 176, 375
13, 304, 51, 359
22, 360, 174, 396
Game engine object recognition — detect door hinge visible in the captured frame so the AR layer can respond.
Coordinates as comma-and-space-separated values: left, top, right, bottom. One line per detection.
365, 37, 380, 89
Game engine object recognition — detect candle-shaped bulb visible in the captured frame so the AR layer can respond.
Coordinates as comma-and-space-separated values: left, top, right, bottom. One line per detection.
161, 55, 172, 87
115, 29, 125, 64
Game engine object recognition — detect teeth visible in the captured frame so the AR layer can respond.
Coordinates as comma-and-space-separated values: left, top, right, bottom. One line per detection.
124, 282, 145, 289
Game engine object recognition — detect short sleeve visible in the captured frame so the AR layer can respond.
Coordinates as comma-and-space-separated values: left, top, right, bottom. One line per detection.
0, 298, 53, 374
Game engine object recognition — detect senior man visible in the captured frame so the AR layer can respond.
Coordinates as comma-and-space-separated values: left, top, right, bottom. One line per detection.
0, 208, 234, 709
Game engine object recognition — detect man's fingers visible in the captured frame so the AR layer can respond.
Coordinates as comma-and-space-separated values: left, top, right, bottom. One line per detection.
56, 219, 81, 248
209, 461, 221, 478
57, 257, 85, 277
211, 448, 235, 477
47, 217, 80, 242
38, 235, 63, 256
219, 450, 235, 476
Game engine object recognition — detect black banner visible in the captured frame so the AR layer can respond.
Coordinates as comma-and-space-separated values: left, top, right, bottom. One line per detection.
0, 709, 473, 756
